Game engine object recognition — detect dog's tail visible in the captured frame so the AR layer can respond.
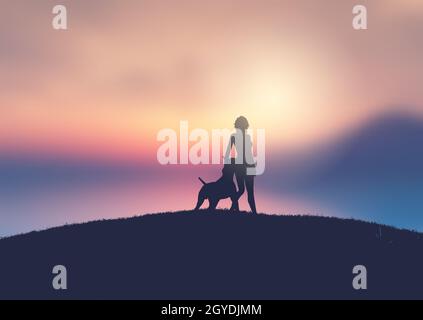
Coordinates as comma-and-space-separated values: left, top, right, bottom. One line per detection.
198, 177, 207, 185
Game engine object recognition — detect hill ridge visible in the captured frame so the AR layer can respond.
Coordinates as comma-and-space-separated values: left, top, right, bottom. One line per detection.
2, 210, 421, 242
1, 210, 422, 299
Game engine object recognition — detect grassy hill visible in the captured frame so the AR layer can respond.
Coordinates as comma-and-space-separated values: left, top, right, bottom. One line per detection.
1, 210, 422, 299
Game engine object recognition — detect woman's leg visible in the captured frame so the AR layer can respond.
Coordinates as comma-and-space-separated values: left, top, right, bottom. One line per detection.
245, 175, 257, 214
235, 168, 246, 201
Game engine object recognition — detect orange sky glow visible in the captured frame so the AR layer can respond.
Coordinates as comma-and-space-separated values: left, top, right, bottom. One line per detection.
1, 0, 423, 164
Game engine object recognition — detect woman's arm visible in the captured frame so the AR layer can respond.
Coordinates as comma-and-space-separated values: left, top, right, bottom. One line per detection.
224, 135, 235, 163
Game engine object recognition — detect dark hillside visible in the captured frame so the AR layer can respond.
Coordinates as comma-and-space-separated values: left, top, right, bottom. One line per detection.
1, 211, 422, 299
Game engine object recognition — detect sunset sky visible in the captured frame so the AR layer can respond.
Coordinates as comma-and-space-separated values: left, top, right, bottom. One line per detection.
1, 0, 423, 236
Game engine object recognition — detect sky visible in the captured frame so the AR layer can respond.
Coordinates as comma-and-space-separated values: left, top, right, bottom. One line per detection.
1, 0, 423, 236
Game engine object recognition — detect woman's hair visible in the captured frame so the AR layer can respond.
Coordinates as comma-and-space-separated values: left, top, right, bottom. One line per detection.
234, 116, 249, 130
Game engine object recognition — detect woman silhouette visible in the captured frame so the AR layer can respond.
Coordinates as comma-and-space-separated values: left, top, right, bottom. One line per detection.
225, 116, 257, 214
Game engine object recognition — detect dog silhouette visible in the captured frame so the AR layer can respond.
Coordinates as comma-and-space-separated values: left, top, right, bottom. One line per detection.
195, 160, 239, 211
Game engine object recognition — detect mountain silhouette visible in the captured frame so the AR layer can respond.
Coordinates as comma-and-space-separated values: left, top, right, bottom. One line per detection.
1, 210, 422, 299
312, 112, 423, 184
264, 111, 423, 231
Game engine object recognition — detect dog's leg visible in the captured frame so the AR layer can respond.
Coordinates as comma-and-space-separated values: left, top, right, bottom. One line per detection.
194, 191, 206, 211
208, 199, 219, 211
230, 195, 239, 212
195, 197, 206, 211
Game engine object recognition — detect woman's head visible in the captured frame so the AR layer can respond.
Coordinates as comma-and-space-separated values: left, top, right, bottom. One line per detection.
234, 116, 249, 131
